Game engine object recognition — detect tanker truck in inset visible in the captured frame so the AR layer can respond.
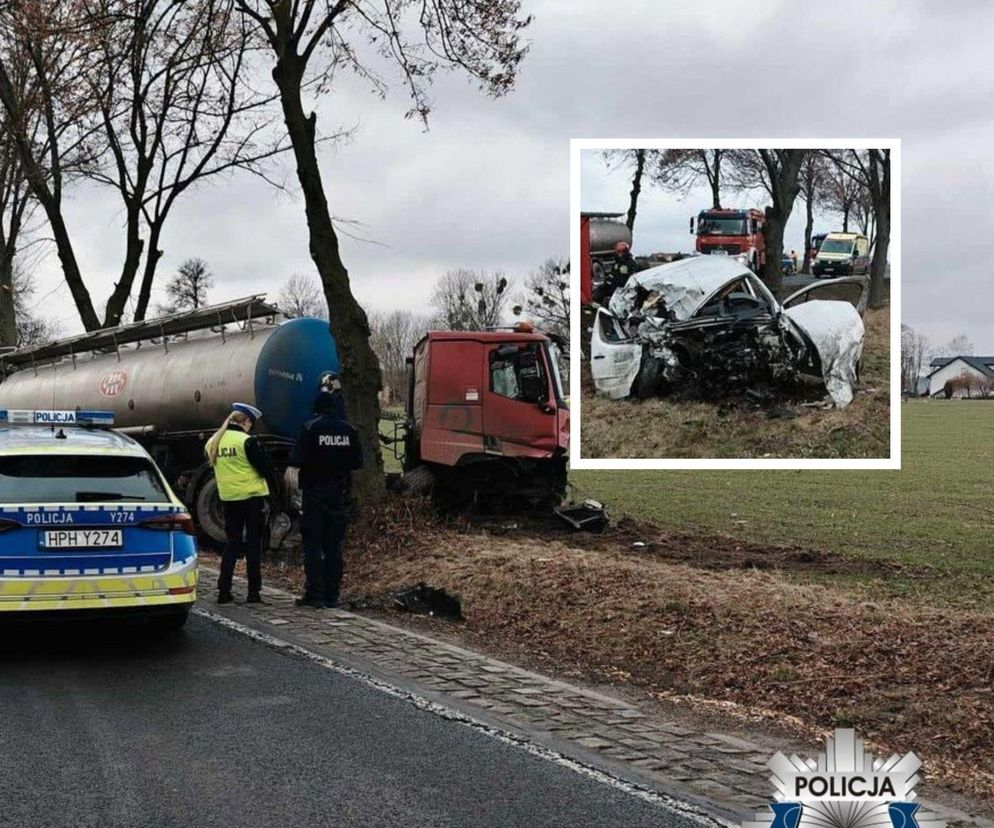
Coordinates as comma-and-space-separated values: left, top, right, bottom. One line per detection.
580, 211, 632, 305
0, 296, 569, 541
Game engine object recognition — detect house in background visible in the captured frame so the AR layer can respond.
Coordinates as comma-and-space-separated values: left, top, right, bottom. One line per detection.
927, 355, 994, 397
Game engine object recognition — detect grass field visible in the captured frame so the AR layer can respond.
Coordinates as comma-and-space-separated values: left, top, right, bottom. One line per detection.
580, 305, 891, 459
573, 399, 994, 607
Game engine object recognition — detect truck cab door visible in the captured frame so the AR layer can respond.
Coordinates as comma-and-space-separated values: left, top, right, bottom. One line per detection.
589, 309, 642, 399
482, 343, 560, 458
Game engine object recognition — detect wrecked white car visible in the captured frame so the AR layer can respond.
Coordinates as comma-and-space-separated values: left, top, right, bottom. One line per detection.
590, 256, 868, 407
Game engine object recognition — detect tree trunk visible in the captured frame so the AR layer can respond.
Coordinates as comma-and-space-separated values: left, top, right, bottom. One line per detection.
761, 210, 785, 295
104, 203, 144, 326
273, 58, 385, 501
0, 249, 15, 348
134, 222, 164, 321
802, 192, 814, 275
625, 149, 644, 232
842, 206, 849, 233
869, 197, 889, 309
44, 203, 101, 331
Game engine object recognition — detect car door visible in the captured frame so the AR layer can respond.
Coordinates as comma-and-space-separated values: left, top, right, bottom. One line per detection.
589, 309, 642, 399
782, 275, 870, 315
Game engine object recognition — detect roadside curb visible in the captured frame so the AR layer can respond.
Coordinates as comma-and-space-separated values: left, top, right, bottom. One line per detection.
197, 567, 992, 828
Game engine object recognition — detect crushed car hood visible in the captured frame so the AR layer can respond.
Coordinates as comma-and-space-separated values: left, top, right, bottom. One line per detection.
783, 300, 864, 407
607, 256, 752, 322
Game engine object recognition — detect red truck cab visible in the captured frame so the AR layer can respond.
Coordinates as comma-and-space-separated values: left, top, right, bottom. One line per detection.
692, 208, 766, 271
404, 327, 568, 506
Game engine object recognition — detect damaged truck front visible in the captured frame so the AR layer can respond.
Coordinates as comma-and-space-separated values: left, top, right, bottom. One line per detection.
589, 256, 868, 407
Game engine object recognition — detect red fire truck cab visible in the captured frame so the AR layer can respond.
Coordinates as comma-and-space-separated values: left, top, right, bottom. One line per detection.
403, 327, 569, 507
691, 208, 766, 272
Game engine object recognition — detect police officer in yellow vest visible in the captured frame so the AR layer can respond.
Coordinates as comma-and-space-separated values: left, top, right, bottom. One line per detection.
205, 403, 276, 604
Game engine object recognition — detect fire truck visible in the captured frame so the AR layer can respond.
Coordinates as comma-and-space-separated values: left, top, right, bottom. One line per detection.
691, 207, 766, 272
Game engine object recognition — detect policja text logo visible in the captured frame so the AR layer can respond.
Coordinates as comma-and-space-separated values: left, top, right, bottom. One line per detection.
743, 729, 945, 828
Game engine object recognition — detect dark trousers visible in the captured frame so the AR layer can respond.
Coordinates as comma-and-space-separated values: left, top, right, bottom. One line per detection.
301, 485, 348, 603
218, 496, 266, 596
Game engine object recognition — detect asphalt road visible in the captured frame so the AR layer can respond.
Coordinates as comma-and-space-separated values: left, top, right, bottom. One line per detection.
0, 613, 703, 828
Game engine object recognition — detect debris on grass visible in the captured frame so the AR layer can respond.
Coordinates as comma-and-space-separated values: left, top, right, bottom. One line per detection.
390, 583, 462, 619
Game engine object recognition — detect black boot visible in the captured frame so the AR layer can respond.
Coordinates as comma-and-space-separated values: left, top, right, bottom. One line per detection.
217, 592, 234, 605
245, 593, 266, 604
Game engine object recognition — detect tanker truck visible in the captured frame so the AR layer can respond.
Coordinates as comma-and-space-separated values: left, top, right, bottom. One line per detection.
0, 296, 570, 540
0, 296, 335, 544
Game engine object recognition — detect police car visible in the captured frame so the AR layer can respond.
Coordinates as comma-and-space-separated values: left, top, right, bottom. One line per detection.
0, 409, 197, 627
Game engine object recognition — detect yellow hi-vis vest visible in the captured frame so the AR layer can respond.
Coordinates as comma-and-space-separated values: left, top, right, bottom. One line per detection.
210, 429, 270, 502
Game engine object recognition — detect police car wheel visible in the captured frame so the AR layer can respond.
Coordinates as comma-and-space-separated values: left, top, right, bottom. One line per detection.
155, 608, 190, 632
195, 476, 227, 545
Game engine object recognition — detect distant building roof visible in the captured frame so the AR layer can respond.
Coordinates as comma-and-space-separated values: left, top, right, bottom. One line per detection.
927, 355, 994, 378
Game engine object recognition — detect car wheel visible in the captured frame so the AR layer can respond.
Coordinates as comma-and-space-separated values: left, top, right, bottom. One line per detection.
631, 352, 664, 399
154, 607, 190, 633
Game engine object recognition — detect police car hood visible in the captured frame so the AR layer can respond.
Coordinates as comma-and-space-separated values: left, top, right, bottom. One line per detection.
783, 300, 865, 407
608, 256, 751, 322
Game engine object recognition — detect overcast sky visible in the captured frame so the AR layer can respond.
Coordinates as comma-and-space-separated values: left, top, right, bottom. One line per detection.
22, 0, 994, 351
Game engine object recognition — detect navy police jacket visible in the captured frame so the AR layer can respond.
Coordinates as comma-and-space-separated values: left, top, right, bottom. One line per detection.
288, 392, 364, 493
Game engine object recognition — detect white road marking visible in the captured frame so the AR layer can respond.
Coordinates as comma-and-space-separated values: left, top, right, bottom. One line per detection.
194, 607, 735, 828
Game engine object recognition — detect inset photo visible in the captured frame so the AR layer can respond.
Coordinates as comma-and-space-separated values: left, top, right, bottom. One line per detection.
570, 140, 899, 468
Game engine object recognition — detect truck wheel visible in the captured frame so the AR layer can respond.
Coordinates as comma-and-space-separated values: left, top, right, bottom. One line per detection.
631, 353, 664, 399
194, 476, 227, 545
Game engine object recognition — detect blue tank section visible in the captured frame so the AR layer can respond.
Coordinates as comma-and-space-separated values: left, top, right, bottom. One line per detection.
254, 318, 340, 439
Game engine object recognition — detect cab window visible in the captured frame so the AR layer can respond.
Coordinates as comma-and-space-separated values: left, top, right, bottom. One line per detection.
0, 455, 169, 504
489, 344, 549, 405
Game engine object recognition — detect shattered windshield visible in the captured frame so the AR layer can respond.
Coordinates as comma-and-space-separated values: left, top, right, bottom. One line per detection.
819, 239, 854, 255
698, 217, 746, 236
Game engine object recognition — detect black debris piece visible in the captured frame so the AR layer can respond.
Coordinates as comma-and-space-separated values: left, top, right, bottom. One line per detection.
390, 583, 462, 620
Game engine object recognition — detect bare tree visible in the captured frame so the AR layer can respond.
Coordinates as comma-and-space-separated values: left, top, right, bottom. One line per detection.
825, 149, 890, 309
368, 309, 429, 406
278, 272, 327, 319
819, 158, 866, 233
940, 334, 974, 356
901, 323, 929, 396
0, 2, 105, 331
234, 0, 531, 501
652, 149, 727, 209
431, 269, 510, 331
1, 2, 286, 331
11, 265, 60, 347
156, 257, 214, 315
798, 154, 829, 275
977, 376, 994, 400
0, 85, 31, 348
516, 257, 568, 347
604, 149, 652, 231
80, 0, 287, 323
728, 149, 807, 293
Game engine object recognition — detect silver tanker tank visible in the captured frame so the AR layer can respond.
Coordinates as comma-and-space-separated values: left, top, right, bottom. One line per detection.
588, 217, 632, 254
0, 317, 340, 439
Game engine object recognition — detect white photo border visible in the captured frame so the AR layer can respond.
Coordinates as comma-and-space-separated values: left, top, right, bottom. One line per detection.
569, 137, 901, 470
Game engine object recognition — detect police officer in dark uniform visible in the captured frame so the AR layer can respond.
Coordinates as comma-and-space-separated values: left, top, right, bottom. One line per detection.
288, 376, 363, 608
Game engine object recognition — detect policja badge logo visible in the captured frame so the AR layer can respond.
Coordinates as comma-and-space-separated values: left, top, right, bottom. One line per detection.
743, 729, 945, 828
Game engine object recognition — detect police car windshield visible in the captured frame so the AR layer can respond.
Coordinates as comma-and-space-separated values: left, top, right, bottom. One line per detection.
0, 455, 169, 504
